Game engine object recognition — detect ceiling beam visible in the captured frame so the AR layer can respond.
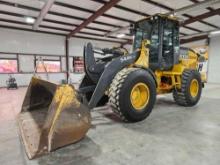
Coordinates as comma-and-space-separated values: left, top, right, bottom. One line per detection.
67, 0, 121, 38
0, 17, 129, 42
182, 25, 202, 33
189, 0, 220, 27
141, 0, 202, 32
184, 13, 219, 29
142, 0, 172, 11
180, 28, 220, 39
0, 1, 124, 29
33, 0, 55, 30
55, 1, 134, 24
169, 0, 220, 15
183, 8, 220, 25
142, 0, 219, 30
91, 0, 150, 17
0, 25, 125, 44
0, 25, 65, 36
180, 34, 208, 44
0, 10, 133, 38
191, 0, 220, 15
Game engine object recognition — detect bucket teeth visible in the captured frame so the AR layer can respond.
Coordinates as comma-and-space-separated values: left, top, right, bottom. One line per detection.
18, 77, 91, 159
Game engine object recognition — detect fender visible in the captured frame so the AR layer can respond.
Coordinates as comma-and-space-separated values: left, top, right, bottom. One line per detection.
133, 65, 158, 87
88, 50, 140, 108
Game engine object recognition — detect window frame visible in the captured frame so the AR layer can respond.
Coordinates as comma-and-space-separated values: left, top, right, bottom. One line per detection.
0, 56, 19, 74
0, 52, 64, 74
34, 58, 62, 73
72, 56, 84, 74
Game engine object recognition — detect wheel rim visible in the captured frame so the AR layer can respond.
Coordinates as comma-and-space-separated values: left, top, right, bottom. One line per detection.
130, 82, 150, 110
190, 79, 199, 97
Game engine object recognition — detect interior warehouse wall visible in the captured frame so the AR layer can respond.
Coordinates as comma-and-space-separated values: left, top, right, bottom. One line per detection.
0, 28, 120, 87
208, 35, 220, 83
0, 28, 66, 87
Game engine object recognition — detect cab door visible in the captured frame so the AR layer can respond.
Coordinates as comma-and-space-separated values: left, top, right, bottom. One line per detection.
161, 19, 180, 70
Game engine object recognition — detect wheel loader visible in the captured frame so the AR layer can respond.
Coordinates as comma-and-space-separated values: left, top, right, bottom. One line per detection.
18, 14, 206, 159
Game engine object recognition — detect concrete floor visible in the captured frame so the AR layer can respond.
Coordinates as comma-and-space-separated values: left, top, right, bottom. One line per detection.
0, 83, 220, 165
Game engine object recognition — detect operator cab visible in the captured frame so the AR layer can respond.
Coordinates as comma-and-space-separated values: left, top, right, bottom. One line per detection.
132, 14, 180, 71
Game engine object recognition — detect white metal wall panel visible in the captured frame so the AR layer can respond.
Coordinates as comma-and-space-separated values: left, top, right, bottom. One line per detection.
153, 0, 193, 9
208, 35, 220, 83
105, 7, 145, 21
0, 4, 39, 17
181, 39, 207, 47
45, 14, 83, 25
186, 8, 209, 16
96, 16, 130, 27
118, 0, 168, 15
81, 29, 105, 35
50, 4, 92, 19
0, 14, 27, 23
37, 27, 68, 34
40, 21, 74, 30
0, 28, 65, 55
69, 73, 84, 84
61, 57, 66, 72
69, 57, 73, 72
209, 2, 220, 9
187, 22, 215, 32
204, 15, 220, 27
0, 21, 32, 29
55, 0, 102, 11
88, 23, 115, 31
0, 0, 44, 9
0, 54, 16, 58
18, 55, 35, 72
180, 27, 197, 34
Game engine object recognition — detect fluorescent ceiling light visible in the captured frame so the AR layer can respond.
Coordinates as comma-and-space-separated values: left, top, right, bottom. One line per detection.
210, 30, 220, 35
116, 33, 125, 38
169, 13, 176, 17
25, 17, 35, 24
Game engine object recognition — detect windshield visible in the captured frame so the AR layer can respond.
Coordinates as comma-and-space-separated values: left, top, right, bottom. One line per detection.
133, 19, 152, 50
133, 17, 160, 63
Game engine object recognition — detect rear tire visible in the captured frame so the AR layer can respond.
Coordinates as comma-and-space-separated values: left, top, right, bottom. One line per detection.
173, 69, 202, 106
109, 68, 156, 122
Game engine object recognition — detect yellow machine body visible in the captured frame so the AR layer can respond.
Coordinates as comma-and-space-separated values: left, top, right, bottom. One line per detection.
18, 77, 91, 159
132, 39, 206, 95
131, 14, 207, 95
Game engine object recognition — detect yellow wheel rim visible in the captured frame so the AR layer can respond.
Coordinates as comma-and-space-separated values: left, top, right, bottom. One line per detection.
130, 82, 150, 110
190, 79, 199, 97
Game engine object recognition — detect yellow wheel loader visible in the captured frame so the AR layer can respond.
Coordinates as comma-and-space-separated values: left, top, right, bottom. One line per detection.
18, 14, 206, 159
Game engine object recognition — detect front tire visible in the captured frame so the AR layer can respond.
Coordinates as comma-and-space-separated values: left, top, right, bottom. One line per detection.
109, 68, 156, 122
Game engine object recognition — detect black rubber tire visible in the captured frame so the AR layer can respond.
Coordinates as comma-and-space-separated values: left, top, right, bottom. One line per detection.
109, 68, 156, 122
173, 69, 202, 107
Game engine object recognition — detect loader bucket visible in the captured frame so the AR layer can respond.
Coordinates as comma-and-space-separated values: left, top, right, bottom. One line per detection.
17, 77, 91, 159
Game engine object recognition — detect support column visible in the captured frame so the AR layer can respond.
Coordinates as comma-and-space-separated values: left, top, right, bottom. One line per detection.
65, 37, 69, 83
